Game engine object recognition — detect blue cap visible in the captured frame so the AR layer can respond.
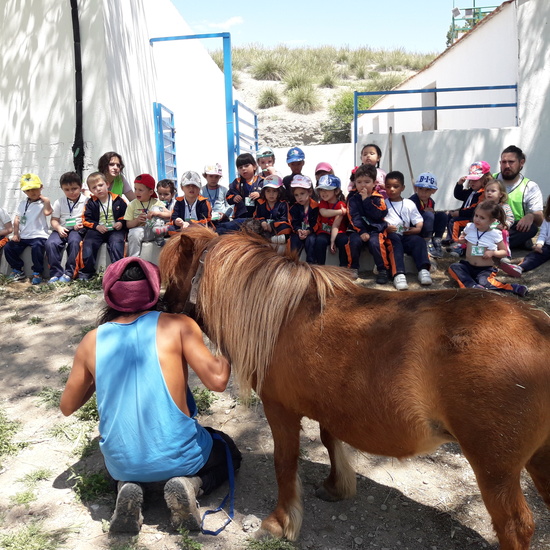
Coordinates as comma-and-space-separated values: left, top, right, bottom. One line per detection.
415, 172, 438, 190
286, 147, 305, 163
317, 174, 341, 190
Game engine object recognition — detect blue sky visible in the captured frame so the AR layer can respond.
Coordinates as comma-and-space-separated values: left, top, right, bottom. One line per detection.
171, 1, 500, 54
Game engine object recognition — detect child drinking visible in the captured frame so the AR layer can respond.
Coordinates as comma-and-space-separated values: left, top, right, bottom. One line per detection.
500, 195, 550, 278
253, 175, 291, 252
347, 164, 388, 282
383, 171, 432, 290
313, 175, 349, 267
289, 175, 318, 263
448, 200, 528, 296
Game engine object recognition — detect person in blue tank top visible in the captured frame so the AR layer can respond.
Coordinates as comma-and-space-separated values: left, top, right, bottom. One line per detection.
60, 257, 241, 535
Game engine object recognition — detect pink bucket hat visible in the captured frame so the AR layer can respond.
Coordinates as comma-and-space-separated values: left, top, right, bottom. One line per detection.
466, 161, 491, 180
102, 257, 160, 312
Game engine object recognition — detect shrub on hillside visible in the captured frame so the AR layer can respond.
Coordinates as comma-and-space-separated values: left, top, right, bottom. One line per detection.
258, 86, 282, 109
286, 85, 320, 114
318, 72, 337, 88
284, 71, 313, 92
251, 54, 289, 81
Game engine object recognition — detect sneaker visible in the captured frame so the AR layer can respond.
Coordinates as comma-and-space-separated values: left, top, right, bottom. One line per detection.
472, 284, 486, 290
59, 274, 72, 283
429, 238, 444, 258
155, 238, 166, 247
393, 273, 409, 291
500, 262, 523, 278
48, 276, 59, 284
375, 270, 389, 285
31, 273, 42, 285
349, 268, 359, 280
418, 268, 433, 286
164, 477, 202, 531
8, 269, 27, 282
109, 482, 143, 534
513, 284, 529, 298
154, 225, 169, 236
449, 243, 465, 258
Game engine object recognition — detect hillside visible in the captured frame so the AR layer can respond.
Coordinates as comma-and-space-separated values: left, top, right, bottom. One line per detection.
211, 44, 438, 147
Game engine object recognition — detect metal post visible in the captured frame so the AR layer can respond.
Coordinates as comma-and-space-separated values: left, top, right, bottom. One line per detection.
353, 92, 358, 166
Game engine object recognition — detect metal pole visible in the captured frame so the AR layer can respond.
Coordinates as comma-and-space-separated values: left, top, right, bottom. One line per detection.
353, 92, 358, 165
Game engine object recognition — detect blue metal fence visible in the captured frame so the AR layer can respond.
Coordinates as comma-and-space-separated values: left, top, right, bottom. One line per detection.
153, 102, 177, 183
353, 84, 518, 153
234, 100, 258, 157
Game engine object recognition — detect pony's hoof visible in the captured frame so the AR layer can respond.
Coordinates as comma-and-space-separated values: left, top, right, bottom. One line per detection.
315, 484, 343, 502
259, 515, 284, 539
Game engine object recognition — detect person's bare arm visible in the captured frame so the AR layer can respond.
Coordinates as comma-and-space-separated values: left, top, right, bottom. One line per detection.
0, 220, 12, 237
179, 317, 230, 392
60, 331, 96, 416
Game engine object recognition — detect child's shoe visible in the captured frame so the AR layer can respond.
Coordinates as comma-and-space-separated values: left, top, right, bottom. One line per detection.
449, 243, 466, 257
155, 238, 166, 247
154, 226, 169, 236
512, 284, 529, 297
48, 276, 59, 283
500, 261, 523, 278
59, 274, 72, 283
418, 269, 433, 286
8, 269, 26, 282
428, 238, 444, 258
393, 273, 409, 291
31, 272, 42, 285
375, 270, 389, 284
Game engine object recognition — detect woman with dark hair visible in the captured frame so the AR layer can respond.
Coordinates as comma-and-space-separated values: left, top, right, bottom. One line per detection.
60, 257, 241, 534
91, 151, 136, 201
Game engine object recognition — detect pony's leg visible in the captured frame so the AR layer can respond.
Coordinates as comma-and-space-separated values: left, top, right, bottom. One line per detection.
467, 459, 533, 550
526, 444, 550, 509
259, 399, 303, 541
315, 426, 357, 501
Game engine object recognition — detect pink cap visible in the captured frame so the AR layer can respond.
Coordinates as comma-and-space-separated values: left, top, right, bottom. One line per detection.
465, 161, 491, 180
290, 175, 313, 189
315, 162, 333, 174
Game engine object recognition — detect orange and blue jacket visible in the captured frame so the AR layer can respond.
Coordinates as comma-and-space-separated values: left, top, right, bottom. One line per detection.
253, 199, 291, 235
226, 175, 264, 218
289, 199, 319, 234
348, 190, 387, 234
82, 192, 127, 231
171, 195, 212, 226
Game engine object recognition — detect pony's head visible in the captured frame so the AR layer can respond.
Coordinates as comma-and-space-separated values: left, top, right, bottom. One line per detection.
158, 225, 217, 314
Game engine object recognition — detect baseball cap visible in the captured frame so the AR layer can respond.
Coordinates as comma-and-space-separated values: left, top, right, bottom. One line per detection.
466, 161, 491, 181
20, 173, 42, 191
317, 174, 341, 190
286, 147, 305, 163
256, 146, 274, 159
415, 172, 438, 190
134, 173, 158, 198
290, 175, 313, 189
262, 175, 283, 188
315, 162, 333, 174
203, 163, 223, 176
180, 171, 202, 187
103, 257, 160, 313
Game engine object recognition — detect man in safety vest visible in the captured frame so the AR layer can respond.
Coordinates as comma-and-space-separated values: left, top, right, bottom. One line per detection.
494, 145, 543, 250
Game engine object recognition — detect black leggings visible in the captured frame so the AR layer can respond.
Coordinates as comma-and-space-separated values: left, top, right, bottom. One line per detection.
196, 428, 242, 495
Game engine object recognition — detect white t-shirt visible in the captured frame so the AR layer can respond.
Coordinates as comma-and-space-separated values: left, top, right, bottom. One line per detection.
52, 194, 88, 228
0, 206, 11, 232
17, 198, 50, 239
463, 223, 502, 250
536, 219, 550, 246
384, 198, 423, 228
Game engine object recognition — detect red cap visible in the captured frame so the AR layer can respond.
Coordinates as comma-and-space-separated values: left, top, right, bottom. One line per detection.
134, 173, 157, 198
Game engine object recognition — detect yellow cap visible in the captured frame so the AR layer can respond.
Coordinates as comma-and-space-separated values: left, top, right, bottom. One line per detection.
20, 173, 42, 191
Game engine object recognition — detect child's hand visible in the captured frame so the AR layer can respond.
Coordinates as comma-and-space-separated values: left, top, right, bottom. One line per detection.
360, 233, 370, 243
12, 234, 20, 242
137, 212, 147, 224
249, 192, 260, 200
340, 205, 347, 216
534, 243, 544, 254
74, 220, 83, 230
386, 225, 398, 233
449, 210, 459, 218
181, 221, 190, 229
359, 189, 370, 199
330, 241, 336, 254
482, 249, 494, 259
97, 224, 108, 234
457, 234, 466, 244
457, 176, 467, 186
175, 218, 184, 227
57, 227, 69, 238
233, 195, 242, 203
261, 221, 272, 232
113, 221, 122, 230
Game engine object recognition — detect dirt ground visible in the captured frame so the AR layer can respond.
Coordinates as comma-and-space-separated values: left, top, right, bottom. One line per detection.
1, 254, 550, 550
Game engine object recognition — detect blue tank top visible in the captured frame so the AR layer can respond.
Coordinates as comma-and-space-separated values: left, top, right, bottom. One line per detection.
95, 311, 213, 482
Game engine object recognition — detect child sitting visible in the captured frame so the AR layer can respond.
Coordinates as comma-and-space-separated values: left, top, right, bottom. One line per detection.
158, 171, 212, 234
408, 172, 447, 259
218, 154, 263, 234
200, 163, 231, 225
447, 161, 490, 244
124, 174, 170, 256
45, 171, 88, 283
349, 144, 386, 197
500, 194, 550, 278
5, 173, 52, 284
347, 164, 388, 282
289, 175, 318, 264
448, 201, 528, 297
256, 147, 279, 178
383, 170, 432, 290
0, 205, 13, 259
253, 175, 291, 252
157, 179, 177, 212
78, 172, 127, 280
483, 178, 514, 261
282, 147, 306, 203
313, 175, 349, 267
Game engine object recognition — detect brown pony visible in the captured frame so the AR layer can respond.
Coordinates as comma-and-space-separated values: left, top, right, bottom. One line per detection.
160, 225, 550, 550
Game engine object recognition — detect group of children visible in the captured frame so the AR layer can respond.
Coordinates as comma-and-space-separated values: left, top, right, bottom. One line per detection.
2, 144, 549, 298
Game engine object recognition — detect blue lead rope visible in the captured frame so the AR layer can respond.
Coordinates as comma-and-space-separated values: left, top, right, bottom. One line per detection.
200, 433, 235, 535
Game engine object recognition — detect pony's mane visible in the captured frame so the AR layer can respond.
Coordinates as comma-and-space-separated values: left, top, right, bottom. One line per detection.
198, 230, 356, 396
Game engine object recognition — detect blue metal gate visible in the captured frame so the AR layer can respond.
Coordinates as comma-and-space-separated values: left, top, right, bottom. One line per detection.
153, 102, 177, 183
234, 100, 258, 157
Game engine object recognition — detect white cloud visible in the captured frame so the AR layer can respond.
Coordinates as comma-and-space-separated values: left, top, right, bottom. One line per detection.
208, 16, 244, 30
